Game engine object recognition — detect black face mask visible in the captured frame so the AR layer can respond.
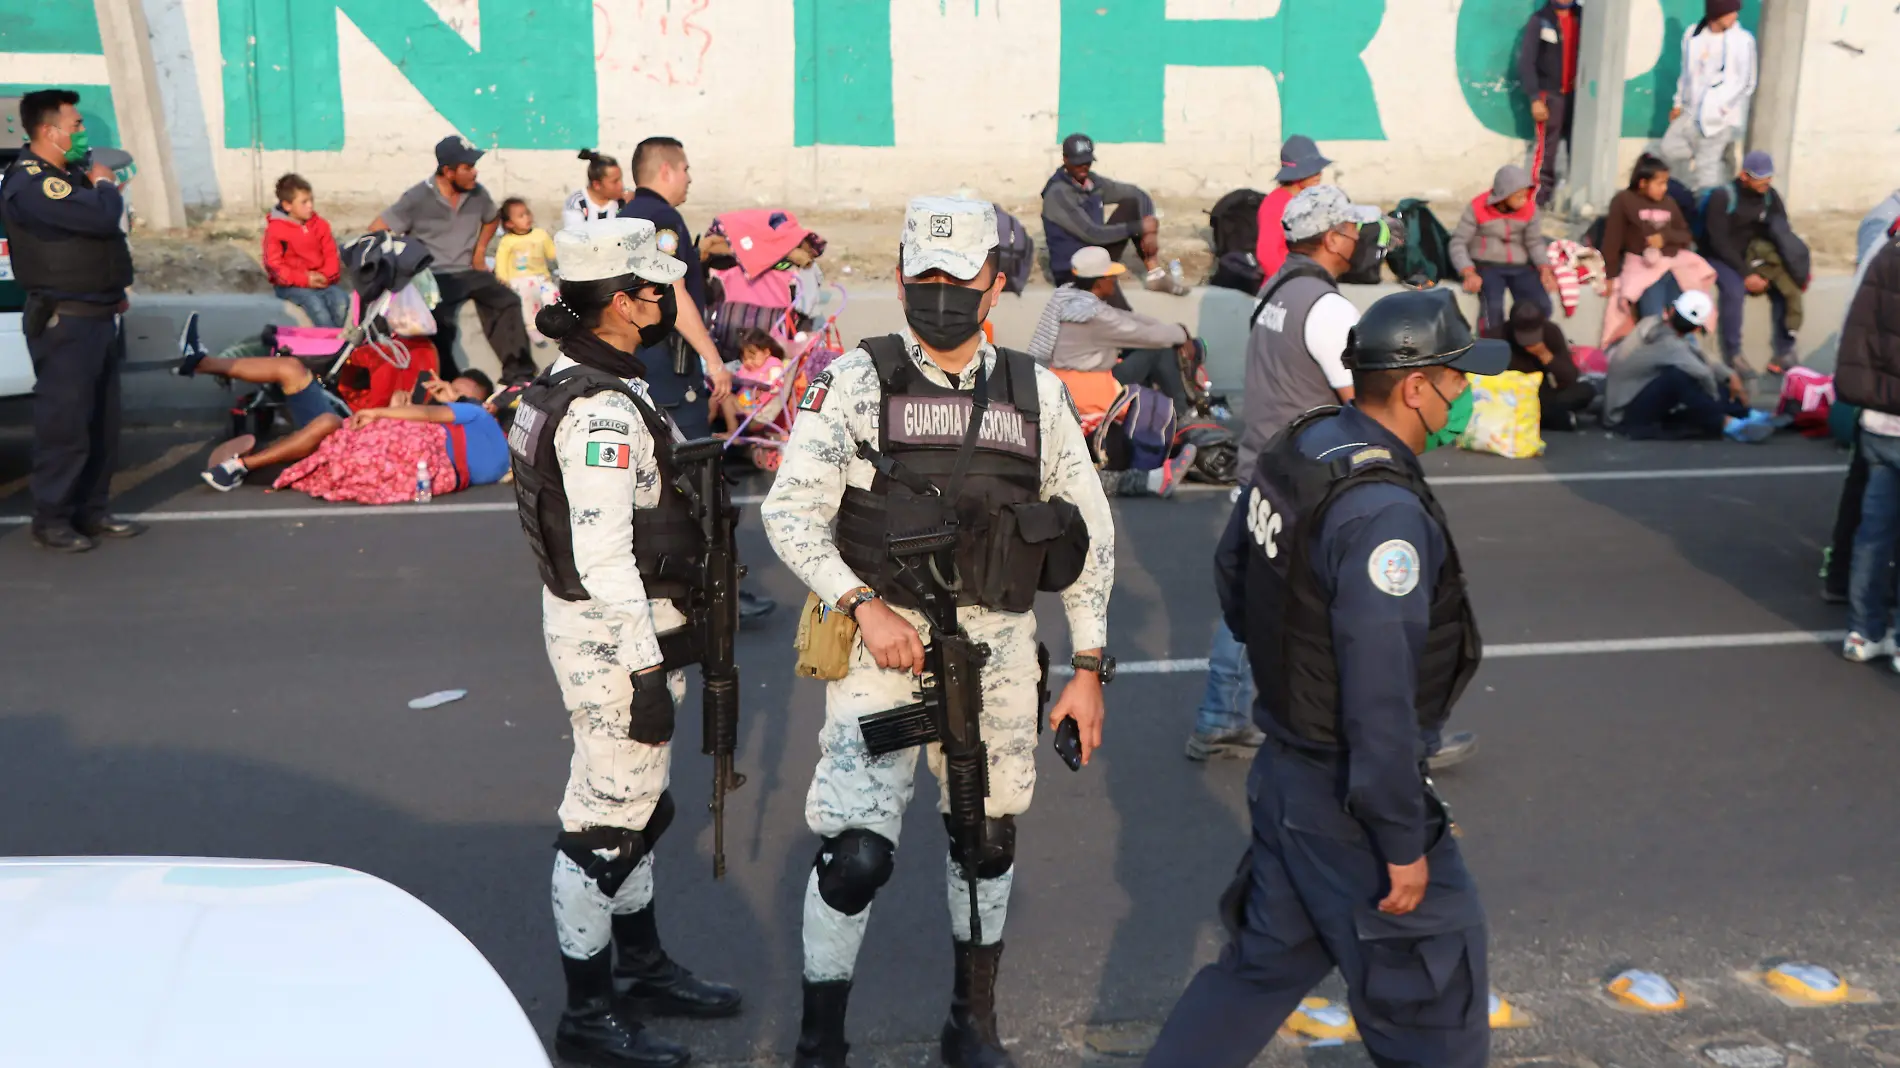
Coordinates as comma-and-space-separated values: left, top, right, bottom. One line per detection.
902, 281, 987, 351
636, 286, 677, 348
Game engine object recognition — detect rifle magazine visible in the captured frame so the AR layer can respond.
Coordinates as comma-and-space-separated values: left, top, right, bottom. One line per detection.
859, 702, 938, 755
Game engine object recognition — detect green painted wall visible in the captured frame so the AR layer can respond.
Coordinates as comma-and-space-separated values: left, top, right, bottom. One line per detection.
0, 0, 104, 54
1455, 0, 1762, 140
0, 84, 121, 149
217, 0, 597, 151
793, 0, 896, 147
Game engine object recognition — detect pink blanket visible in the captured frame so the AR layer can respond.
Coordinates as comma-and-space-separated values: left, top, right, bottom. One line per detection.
273, 419, 456, 504
1600, 250, 1719, 349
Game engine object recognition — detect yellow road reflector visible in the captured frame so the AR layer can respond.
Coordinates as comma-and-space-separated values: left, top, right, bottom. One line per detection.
1607, 969, 1686, 1012
1282, 997, 1358, 1041
1762, 962, 1849, 1004
1489, 991, 1531, 1028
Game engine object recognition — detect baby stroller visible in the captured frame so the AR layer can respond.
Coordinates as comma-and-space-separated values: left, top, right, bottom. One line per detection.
702, 209, 828, 361
720, 285, 848, 473
184, 233, 443, 442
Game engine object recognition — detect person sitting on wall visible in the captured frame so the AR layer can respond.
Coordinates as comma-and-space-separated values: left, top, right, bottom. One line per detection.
1027, 245, 1198, 416
1041, 132, 1187, 294
1254, 135, 1331, 283
1700, 150, 1810, 375
1449, 164, 1557, 337
563, 149, 626, 230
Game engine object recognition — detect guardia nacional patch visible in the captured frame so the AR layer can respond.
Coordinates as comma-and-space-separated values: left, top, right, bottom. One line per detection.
586, 441, 631, 469
42, 176, 72, 200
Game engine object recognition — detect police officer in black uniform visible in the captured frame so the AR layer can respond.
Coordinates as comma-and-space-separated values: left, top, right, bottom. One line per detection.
1142, 288, 1507, 1068
620, 135, 778, 625
0, 89, 144, 552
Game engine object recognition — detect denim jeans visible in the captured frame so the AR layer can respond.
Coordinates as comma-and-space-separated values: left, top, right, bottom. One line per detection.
1711, 258, 1793, 365
1194, 624, 1255, 736
275, 284, 351, 328
1475, 263, 1551, 338
1848, 431, 1900, 640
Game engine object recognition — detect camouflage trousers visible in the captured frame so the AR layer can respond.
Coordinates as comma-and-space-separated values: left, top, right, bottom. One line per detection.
802, 603, 1041, 980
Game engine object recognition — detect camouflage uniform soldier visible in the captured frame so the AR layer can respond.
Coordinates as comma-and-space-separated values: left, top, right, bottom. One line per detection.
762, 197, 1118, 1068
509, 218, 741, 1068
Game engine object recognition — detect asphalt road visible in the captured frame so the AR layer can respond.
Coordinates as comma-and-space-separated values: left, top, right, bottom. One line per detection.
4, 424, 1900, 1068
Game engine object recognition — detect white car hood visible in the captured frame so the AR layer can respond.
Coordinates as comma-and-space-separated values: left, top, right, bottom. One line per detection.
0, 857, 549, 1068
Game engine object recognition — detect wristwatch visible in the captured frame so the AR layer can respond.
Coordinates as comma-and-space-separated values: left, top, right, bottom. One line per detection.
1071, 653, 1116, 684
837, 586, 878, 619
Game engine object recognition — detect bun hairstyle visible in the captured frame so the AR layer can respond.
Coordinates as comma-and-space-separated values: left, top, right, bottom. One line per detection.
536, 272, 651, 340
577, 148, 620, 186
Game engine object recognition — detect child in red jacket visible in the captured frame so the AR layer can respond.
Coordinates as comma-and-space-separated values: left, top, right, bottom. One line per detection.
264, 173, 350, 328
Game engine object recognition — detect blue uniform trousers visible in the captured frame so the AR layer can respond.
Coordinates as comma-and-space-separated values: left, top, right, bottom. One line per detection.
1143, 744, 1489, 1068
28, 308, 122, 527
637, 337, 711, 441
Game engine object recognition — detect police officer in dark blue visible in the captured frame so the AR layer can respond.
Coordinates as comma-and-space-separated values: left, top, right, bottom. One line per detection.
1142, 287, 1507, 1068
619, 135, 779, 624
1, 89, 144, 552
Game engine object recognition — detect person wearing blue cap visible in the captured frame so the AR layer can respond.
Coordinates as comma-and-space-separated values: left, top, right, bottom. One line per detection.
1252, 135, 1330, 280
1145, 288, 1505, 1068
1699, 149, 1810, 375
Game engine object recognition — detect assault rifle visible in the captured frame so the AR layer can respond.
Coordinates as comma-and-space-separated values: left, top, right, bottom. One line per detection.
674, 438, 745, 879
856, 526, 992, 944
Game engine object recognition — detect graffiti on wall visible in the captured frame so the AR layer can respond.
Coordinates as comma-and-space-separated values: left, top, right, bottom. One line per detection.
596, 0, 714, 87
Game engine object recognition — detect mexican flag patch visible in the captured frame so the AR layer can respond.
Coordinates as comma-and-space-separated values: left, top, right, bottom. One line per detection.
586, 441, 631, 469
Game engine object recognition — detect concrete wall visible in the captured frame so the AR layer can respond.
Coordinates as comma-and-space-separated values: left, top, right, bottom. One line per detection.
3, 0, 1893, 219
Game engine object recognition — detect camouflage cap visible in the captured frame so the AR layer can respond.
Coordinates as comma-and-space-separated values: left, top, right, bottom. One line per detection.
900, 196, 999, 281
1282, 184, 1382, 243
554, 217, 686, 286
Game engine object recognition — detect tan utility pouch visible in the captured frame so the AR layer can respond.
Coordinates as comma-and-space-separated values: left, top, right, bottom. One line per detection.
794, 591, 859, 681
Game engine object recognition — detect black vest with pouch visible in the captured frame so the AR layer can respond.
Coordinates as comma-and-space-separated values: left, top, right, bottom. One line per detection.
1242, 407, 1481, 746
509, 365, 703, 602
835, 336, 1053, 612
1, 155, 134, 298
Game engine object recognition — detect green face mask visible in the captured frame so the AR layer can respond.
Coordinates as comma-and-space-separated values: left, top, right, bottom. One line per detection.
62, 127, 90, 164
1422, 378, 1473, 452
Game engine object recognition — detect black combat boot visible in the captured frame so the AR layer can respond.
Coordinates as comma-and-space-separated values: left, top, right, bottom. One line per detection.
940, 941, 1015, 1068
611, 906, 743, 1018
792, 979, 853, 1068
556, 951, 692, 1068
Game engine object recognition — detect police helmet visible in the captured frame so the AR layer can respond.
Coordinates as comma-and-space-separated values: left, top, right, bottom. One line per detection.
1340, 287, 1510, 376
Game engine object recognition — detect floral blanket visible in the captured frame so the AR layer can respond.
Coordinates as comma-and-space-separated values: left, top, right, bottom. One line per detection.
273, 419, 458, 504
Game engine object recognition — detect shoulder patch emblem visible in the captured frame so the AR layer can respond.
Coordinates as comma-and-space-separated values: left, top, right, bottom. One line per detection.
585, 441, 631, 469
588, 416, 631, 437
1349, 446, 1393, 468
22, 161, 41, 175
42, 176, 71, 200
656, 228, 679, 255
799, 372, 832, 413
1368, 539, 1421, 597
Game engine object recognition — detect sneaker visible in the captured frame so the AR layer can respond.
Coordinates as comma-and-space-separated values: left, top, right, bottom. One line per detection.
1427, 731, 1479, 770
1145, 444, 1197, 498
201, 457, 247, 492
175, 311, 208, 377
1185, 724, 1267, 761
1841, 632, 1894, 663
1143, 266, 1190, 296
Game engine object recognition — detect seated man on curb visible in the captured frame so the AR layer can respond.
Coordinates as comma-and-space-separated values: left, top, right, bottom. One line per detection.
1602, 290, 1775, 442
1027, 245, 1197, 415
1701, 150, 1810, 375
1041, 132, 1187, 293
177, 332, 502, 488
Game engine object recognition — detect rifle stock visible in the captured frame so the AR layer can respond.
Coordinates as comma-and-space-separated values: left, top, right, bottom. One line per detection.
676, 437, 745, 879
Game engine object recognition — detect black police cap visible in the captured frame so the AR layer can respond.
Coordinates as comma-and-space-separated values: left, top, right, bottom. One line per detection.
1341, 287, 1510, 376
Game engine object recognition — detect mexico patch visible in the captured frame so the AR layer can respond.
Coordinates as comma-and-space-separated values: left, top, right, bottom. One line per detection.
588, 417, 630, 436
1368, 539, 1420, 597
586, 441, 631, 469
799, 375, 830, 412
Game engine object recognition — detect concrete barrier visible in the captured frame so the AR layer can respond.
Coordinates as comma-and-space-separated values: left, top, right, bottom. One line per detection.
105, 275, 1855, 424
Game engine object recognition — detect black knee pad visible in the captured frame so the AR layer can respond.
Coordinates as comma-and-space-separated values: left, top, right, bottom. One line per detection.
812, 829, 896, 916
945, 815, 1016, 879
555, 791, 676, 895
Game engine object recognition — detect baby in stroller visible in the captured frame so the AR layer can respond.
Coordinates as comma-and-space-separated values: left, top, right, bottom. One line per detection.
715, 327, 786, 435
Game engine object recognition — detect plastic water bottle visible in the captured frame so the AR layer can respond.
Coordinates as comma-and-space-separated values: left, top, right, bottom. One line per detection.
414, 460, 431, 504
1168, 258, 1185, 286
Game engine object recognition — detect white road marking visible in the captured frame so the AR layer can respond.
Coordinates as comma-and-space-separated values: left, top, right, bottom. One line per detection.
0, 494, 772, 525
1174, 464, 1846, 493
1053, 630, 1850, 675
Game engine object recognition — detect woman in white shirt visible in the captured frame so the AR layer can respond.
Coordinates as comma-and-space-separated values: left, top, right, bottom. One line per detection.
561, 149, 626, 231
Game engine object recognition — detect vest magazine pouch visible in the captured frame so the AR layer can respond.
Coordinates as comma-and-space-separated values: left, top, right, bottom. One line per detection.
1028, 496, 1089, 592
793, 592, 858, 682
978, 498, 1079, 612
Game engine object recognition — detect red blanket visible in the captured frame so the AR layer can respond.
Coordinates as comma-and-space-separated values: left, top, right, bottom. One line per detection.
273, 419, 460, 504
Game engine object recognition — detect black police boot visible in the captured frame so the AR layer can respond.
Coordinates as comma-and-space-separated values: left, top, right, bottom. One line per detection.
31, 523, 95, 553
940, 941, 1015, 1068
76, 514, 148, 539
792, 979, 853, 1068
556, 951, 691, 1068
611, 906, 742, 1019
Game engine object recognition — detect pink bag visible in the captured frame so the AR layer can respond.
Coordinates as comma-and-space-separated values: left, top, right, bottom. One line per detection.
271, 325, 348, 360
1571, 344, 1609, 376
1778, 367, 1834, 414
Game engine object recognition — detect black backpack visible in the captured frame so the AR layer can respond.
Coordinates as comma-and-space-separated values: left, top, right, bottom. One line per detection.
993, 204, 1035, 295
1387, 199, 1457, 284
1207, 188, 1266, 259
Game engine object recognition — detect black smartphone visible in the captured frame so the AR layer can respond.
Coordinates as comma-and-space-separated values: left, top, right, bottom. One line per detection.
1053, 718, 1082, 772
410, 369, 437, 404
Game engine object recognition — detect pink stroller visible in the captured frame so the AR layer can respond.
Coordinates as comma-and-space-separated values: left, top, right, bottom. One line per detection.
722, 285, 848, 472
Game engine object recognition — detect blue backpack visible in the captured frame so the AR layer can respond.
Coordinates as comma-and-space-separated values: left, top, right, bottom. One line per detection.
1093, 385, 1176, 471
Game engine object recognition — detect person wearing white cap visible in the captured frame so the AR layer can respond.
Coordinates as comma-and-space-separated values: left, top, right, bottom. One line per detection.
1601, 289, 1774, 442
762, 195, 1116, 1068
507, 216, 742, 1068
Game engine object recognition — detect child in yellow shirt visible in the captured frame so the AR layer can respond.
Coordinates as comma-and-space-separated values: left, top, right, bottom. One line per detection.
494, 198, 558, 345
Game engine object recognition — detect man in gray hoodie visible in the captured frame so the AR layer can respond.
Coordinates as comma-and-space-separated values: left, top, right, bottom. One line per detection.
1603, 290, 1773, 441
